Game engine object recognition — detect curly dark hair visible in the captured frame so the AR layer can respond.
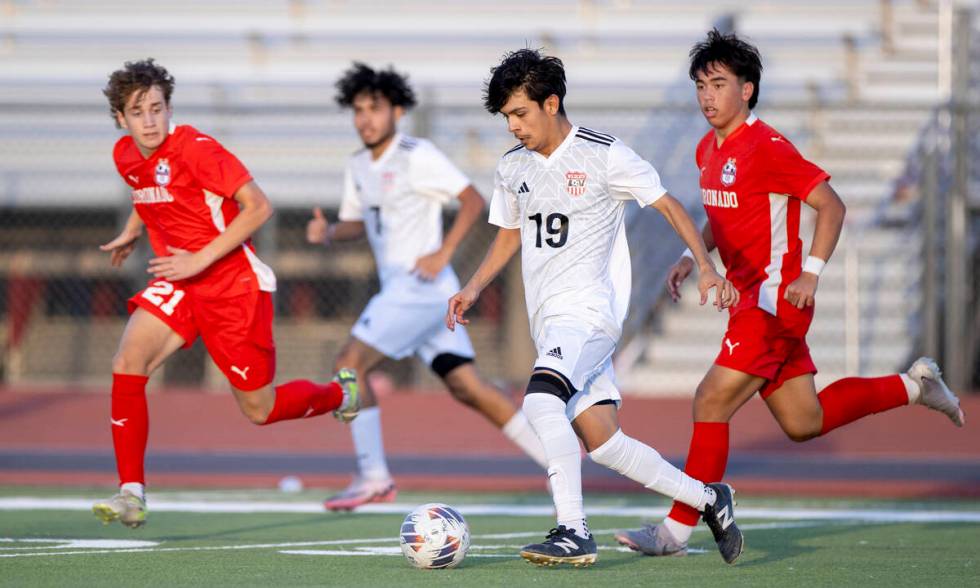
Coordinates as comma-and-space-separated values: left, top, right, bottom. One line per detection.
103, 58, 175, 128
335, 62, 416, 109
689, 29, 763, 109
483, 48, 566, 115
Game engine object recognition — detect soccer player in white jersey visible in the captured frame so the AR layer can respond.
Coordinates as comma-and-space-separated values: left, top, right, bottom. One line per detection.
307, 63, 548, 511
447, 49, 744, 566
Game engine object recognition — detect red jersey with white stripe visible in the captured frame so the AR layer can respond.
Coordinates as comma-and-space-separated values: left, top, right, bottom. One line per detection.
113, 125, 276, 299
696, 114, 829, 322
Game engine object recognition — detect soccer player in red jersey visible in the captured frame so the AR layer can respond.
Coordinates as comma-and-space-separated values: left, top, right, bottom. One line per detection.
615, 30, 966, 557
91, 59, 359, 529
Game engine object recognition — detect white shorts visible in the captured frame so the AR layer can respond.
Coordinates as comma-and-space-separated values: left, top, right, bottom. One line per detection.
532, 317, 622, 420
351, 270, 475, 367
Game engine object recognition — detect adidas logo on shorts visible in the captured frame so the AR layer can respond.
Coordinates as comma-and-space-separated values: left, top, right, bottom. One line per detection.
546, 347, 563, 360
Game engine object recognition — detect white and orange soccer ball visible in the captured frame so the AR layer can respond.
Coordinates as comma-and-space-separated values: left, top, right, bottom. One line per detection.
399, 503, 470, 569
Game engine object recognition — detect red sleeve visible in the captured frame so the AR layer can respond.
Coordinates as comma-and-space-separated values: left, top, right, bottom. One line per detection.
761, 135, 830, 201
694, 131, 711, 169
184, 132, 253, 198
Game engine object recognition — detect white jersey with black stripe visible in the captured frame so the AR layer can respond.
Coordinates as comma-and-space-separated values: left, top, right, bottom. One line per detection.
488, 126, 667, 340
339, 133, 470, 285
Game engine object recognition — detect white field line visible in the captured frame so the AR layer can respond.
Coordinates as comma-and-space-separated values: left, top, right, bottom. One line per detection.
0, 522, 820, 559
1, 497, 979, 523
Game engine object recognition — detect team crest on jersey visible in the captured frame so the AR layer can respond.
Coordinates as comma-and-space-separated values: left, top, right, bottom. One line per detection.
382, 171, 396, 192
720, 158, 737, 186
155, 159, 171, 186
565, 171, 587, 196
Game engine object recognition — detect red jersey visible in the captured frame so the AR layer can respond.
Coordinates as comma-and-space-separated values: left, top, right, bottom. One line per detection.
113, 125, 276, 299
696, 114, 830, 321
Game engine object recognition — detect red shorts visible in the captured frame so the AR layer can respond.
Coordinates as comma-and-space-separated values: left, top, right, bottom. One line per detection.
128, 279, 276, 391
714, 307, 817, 399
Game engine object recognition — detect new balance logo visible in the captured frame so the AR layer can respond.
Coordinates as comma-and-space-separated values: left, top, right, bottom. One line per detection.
110, 418, 128, 427
546, 347, 563, 360
553, 537, 579, 554
231, 365, 250, 380
717, 505, 735, 530
518, 181, 530, 194
724, 338, 740, 356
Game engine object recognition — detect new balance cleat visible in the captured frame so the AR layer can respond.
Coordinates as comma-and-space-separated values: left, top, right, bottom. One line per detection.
614, 523, 688, 557
92, 490, 147, 529
701, 482, 743, 564
520, 526, 597, 567
332, 368, 360, 423
908, 357, 965, 427
323, 477, 396, 511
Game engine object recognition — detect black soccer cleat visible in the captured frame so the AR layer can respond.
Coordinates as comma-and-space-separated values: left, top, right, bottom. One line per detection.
519, 525, 597, 567
701, 482, 744, 564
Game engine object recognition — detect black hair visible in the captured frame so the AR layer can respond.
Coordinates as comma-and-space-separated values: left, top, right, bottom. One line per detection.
103, 58, 175, 128
335, 62, 416, 109
689, 29, 763, 109
483, 48, 567, 116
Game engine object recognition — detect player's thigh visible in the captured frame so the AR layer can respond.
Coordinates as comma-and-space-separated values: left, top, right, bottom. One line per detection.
763, 373, 822, 441
196, 291, 276, 392
571, 401, 620, 452
694, 363, 767, 422
533, 320, 615, 391
114, 307, 187, 374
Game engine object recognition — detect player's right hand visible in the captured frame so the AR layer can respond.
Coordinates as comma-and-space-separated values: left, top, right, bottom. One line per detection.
666, 255, 695, 302
446, 286, 480, 331
306, 207, 330, 245
100, 229, 141, 267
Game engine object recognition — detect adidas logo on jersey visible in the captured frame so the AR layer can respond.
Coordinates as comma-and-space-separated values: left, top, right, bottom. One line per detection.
546, 347, 563, 360
518, 181, 530, 195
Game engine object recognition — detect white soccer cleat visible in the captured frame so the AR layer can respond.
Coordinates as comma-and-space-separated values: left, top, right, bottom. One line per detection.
92, 489, 147, 529
907, 357, 965, 427
614, 523, 688, 557
323, 476, 397, 511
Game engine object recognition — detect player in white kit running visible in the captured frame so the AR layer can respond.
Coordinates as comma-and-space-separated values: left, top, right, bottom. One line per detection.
447, 50, 744, 566
307, 63, 547, 511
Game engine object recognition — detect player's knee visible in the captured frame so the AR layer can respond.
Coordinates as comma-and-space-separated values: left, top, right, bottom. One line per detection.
111, 351, 148, 376
781, 419, 820, 442
525, 369, 575, 403
432, 354, 476, 404
237, 396, 272, 425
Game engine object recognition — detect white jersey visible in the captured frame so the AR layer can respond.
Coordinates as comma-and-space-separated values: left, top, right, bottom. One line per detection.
488, 126, 666, 340
339, 133, 471, 285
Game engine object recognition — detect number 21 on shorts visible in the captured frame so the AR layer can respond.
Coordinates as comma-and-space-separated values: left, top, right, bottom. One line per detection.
141, 280, 186, 316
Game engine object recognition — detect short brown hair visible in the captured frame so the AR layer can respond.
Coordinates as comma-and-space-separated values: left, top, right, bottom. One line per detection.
103, 59, 175, 127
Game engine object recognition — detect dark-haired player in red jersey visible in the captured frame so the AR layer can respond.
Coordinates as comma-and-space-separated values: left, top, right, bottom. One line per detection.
91, 59, 359, 529
615, 30, 965, 557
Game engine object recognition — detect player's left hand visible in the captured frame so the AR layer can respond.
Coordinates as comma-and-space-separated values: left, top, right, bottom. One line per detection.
697, 267, 739, 311
147, 246, 210, 281
784, 273, 818, 309
412, 248, 451, 282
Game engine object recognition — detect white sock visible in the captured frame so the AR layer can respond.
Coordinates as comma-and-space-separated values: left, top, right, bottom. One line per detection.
900, 373, 920, 404
120, 482, 145, 500
502, 410, 549, 470
349, 406, 391, 481
663, 516, 695, 543
523, 393, 589, 539
588, 429, 710, 510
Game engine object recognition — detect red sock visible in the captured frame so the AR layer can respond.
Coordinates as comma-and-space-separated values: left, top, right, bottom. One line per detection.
667, 422, 729, 526
111, 373, 149, 485
819, 375, 908, 435
262, 379, 343, 425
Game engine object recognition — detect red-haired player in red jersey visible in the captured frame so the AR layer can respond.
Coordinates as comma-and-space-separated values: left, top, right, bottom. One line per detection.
615, 30, 965, 557
91, 59, 359, 529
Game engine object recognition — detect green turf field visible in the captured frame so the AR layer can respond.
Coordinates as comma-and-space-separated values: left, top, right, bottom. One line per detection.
1, 487, 978, 587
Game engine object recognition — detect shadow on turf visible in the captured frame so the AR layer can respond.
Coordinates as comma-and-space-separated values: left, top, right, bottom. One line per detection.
720, 521, 860, 568
153, 515, 339, 542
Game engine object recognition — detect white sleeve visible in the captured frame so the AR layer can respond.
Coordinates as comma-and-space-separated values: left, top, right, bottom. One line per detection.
487, 165, 520, 229
607, 140, 667, 206
408, 141, 471, 204
337, 164, 363, 222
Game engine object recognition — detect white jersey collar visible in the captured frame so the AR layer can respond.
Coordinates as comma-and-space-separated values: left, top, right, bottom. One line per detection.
369, 132, 403, 168
530, 125, 577, 167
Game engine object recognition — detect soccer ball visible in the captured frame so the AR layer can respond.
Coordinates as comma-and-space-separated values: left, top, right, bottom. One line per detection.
399, 503, 470, 569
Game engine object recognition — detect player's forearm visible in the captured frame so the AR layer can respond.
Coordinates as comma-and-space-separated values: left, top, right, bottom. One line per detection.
465, 227, 521, 292
123, 209, 144, 236
653, 194, 715, 272
329, 221, 366, 242
702, 221, 716, 253
806, 183, 846, 263
197, 197, 273, 266
441, 186, 484, 256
